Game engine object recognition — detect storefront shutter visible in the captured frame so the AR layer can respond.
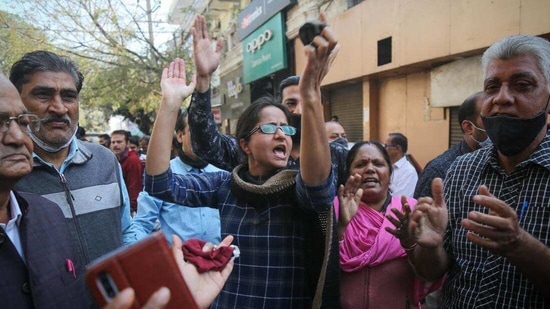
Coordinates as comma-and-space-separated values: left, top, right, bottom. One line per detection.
449, 107, 462, 147
328, 83, 363, 143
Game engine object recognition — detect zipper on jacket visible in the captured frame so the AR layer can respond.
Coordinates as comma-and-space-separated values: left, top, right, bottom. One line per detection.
59, 173, 90, 264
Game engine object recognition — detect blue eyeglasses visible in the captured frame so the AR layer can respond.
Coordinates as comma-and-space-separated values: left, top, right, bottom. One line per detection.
245, 123, 296, 138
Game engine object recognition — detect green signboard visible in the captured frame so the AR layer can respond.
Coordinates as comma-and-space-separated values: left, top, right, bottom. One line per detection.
242, 12, 287, 84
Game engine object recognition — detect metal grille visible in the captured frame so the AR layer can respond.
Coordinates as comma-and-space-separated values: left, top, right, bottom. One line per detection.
449, 106, 462, 147
328, 83, 363, 143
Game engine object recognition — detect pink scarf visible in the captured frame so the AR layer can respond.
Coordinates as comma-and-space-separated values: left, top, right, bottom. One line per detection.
335, 196, 417, 272
335, 196, 444, 305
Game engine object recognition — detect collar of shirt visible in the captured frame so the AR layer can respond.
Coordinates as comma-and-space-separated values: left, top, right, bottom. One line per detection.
182, 163, 199, 174
458, 139, 474, 154
176, 157, 223, 174
484, 130, 550, 174
393, 156, 408, 169
32, 137, 79, 173
0, 191, 25, 259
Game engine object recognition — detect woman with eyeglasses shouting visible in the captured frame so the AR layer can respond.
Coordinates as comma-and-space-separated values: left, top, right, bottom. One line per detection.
143, 14, 340, 309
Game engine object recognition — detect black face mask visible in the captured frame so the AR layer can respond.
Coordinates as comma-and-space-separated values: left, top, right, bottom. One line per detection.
288, 114, 302, 146
481, 96, 549, 157
331, 137, 349, 147
177, 147, 208, 169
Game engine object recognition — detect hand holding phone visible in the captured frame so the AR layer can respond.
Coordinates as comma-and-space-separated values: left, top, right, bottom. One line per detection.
299, 20, 327, 46
86, 232, 198, 309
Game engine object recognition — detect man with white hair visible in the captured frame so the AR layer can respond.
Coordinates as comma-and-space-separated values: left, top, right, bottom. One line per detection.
408, 35, 550, 308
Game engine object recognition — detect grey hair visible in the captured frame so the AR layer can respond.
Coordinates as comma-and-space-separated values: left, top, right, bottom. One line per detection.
482, 35, 550, 87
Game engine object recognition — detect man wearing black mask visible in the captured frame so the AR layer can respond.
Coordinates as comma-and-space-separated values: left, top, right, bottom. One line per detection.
406, 35, 550, 308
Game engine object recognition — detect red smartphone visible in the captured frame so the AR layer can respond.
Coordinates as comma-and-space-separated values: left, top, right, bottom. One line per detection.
85, 232, 198, 309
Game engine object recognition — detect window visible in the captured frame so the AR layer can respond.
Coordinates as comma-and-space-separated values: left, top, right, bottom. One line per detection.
377, 37, 392, 66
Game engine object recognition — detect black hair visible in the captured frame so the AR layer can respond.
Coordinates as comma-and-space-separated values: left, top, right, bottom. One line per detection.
76, 126, 86, 141
288, 114, 302, 145
235, 96, 291, 162
128, 135, 139, 146
458, 91, 483, 132
175, 109, 188, 133
139, 135, 150, 144
98, 134, 110, 141
10, 50, 84, 94
345, 141, 393, 179
172, 109, 188, 149
277, 75, 300, 103
389, 132, 408, 153
111, 129, 130, 142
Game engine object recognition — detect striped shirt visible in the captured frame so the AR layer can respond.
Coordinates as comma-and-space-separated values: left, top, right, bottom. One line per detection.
442, 130, 550, 308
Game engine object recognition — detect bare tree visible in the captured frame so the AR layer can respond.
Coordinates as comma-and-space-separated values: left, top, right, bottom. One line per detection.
5, 0, 195, 132
0, 11, 50, 75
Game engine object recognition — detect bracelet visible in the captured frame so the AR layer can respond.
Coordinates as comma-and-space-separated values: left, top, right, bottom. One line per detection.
402, 242, 417, 252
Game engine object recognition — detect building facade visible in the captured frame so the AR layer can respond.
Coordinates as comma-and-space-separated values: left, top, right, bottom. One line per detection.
169, 0, 550, 166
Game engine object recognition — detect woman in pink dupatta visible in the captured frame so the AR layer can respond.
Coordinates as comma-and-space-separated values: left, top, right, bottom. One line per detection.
336, 141, 440, 308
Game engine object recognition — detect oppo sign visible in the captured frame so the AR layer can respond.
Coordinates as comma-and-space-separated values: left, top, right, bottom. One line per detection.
246, 29, 273, 53
243, 12, 287, 84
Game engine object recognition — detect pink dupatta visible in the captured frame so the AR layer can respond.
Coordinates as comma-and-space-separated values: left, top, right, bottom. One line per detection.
335, 196, 416, 272
335, 196, 443, 305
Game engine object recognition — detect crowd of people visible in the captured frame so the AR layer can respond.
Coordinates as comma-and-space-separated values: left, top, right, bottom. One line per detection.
1, 11, 550, 309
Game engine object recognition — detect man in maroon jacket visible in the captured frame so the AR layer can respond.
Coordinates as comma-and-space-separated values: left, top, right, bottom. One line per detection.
110, 130, 143, 215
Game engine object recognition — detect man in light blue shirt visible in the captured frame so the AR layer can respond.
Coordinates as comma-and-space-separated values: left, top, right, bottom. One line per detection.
133, 109, 221, 243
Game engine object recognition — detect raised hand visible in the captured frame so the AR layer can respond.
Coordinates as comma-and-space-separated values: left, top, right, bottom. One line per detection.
160, 58, 196, 111
338, 174, 363, 233
174, 235, 234, 309
298, 13, 339, 186
410, 178, 448, 249
385, 196, 416, 247
461, 185, 524, 256
192, 15, 224, 81
300, 13, 339, 104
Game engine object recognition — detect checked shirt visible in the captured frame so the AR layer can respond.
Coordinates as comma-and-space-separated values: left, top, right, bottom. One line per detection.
442, 130, 550, 308
144, 167, 335, 308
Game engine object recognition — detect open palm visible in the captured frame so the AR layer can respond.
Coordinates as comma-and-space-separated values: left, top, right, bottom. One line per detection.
412, 178, 448, 248
160, 58, 196, 109
192, 15, 224, 77
338, 174, 364, 226
173, 235, 234, 309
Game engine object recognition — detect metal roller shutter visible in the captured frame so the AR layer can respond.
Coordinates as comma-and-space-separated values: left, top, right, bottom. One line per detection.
449, 107, 462, 147
328, 84, 363, 143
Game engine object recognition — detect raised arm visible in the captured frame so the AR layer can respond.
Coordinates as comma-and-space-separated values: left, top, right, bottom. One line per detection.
299, 14, 339, 186
188, 15, 242, 171
192, 15, 224, 94
146, 59, 196, 176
